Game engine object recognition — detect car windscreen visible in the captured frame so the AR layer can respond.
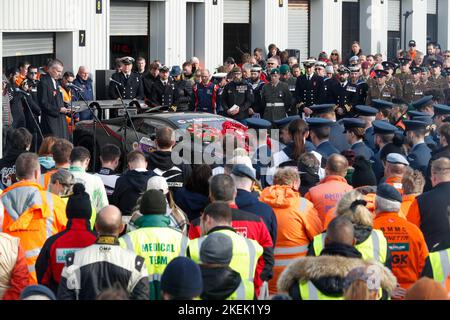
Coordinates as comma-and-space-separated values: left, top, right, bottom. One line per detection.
172, 116, 232, 130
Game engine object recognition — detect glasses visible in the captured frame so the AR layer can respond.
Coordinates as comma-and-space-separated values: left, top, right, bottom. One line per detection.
331, 53, 338, 56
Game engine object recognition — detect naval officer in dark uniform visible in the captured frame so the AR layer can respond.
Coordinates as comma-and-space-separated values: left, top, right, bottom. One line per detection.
294, 59, 325, 117
108, 56, 144, 118
149, 65, 177, 110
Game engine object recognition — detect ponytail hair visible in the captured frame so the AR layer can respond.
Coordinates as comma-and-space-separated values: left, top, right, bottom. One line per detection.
288, 119, 309, 161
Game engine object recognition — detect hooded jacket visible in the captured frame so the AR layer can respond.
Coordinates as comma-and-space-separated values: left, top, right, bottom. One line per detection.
0, 148, 25, 189
146, 151, 192, 191
111, 169, 155, 216
35, 218, 97, 294
260, 185, 323, 294
277, 243, 397, 300
173, 187, 209, 221
200, 266, 242, 300
236, 189, 277, 243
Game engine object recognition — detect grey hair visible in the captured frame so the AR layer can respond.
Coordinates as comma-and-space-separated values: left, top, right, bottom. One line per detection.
50, 169, 75, 196
375, 196, 401, 214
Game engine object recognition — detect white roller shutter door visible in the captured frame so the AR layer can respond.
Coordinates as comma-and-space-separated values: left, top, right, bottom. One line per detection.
388, 0, 400, 32
288, 0, 309, 63
2, 32, 54, 57
427, 0, 437, 14
110, 1, 149, 36
223, 0, 250, 24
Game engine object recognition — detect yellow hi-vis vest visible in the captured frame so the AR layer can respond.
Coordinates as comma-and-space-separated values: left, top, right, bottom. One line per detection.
188, 229, 263, 300
299, 281, 344, 300
429, 248, 450, 284
312, 229, 387, 264
120, 227, 189, 300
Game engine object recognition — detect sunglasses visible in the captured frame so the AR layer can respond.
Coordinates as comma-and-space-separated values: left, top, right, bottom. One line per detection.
331, 53, 338, 56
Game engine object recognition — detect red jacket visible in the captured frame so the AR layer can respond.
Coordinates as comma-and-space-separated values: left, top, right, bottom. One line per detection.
35, 218, 97, 293
188, 204, 274, 296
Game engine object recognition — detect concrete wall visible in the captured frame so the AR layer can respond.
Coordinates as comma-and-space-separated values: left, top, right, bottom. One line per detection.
310, 0, 342, 57
360, 0, 388, 58
401, 0, 428, 53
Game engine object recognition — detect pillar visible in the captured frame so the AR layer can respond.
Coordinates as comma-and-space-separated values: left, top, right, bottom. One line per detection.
310, 0, 342, 58
150, 0, 186, 67
401, 0, 427, 53
438, 0, 450, 50
251, 0, 288, 54
359, 0, 388, 58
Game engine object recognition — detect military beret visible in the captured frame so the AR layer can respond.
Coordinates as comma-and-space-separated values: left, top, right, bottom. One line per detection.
386, 153, 409, 166
429, 59, 443, 68
374, 69, 388, 78
433, 104, 450, 116
398, 57, 411, 66
279, 65, 291, 75
306, 117, 334, 128
270, 67, 281, 75
421, 66, 430, 73
342, 118, 366, 131
410, 66, 422, 74
245, 117, 272, 130
309, 104, 336, 115
376, 183, 403, 203
361, 61, 371, 69
371, 99, 394, 110
412, 95, 433, 110
231, 66, 242, 73
338, 65, 351, 74
372, 120, 398, 135
403, 120, 429, 131
354, 105, 378, 117
273, 115, 300, 128
120, 56, 135, 65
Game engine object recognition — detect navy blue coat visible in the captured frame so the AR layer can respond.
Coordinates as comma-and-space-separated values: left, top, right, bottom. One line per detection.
235, 189, 277, 244
351, 141, 374, 161
363, 126, 377, 153
173, 187, 209, 222
315, 140, 340, 160
407, 142, 432, 175
329, 121, 350, 152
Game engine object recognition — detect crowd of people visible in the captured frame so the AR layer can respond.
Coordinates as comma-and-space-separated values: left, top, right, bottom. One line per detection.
0, 40, 450, 301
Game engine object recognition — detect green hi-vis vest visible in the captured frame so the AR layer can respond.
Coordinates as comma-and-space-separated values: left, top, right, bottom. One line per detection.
189, 229, 263, 300
299, 281, 344, 300
120, 227, 189, 300
429, 248, 450, 284
312, 229, 387, 264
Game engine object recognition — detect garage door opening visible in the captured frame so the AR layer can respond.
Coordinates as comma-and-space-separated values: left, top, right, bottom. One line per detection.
223, 0, 251, 64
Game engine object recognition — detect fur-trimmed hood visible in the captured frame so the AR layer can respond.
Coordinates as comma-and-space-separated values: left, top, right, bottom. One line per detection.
277, 255, 397, 297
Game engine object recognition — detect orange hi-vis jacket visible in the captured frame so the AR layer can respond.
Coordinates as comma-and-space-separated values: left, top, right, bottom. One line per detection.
401, 194, 419, 220
260, 185, 323, 294
305, 175, 353, 225
373, 211, 428, 290
39, 169, 58, 190
0, 181, 67, 284
385, 176, 404, 195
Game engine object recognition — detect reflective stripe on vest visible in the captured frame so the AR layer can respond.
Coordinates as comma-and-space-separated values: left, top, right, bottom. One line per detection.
299, 281, 344, 300
313, 230, 386, 263
25, 248, 41, 258
234, 281, 246, 299
274, 198, 309, 267
45, 192, 54, 238
429, 249, 450, 284
179, 235, 188, 257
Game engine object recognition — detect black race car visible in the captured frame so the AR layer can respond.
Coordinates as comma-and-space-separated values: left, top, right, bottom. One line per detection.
73, 112, 247, 172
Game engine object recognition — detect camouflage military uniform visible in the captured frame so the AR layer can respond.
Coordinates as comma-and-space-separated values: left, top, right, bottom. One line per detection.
366, 84, 397, 105
386, 76, 403, 99
429, 75, 447, 92
403, 80, 431, 103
